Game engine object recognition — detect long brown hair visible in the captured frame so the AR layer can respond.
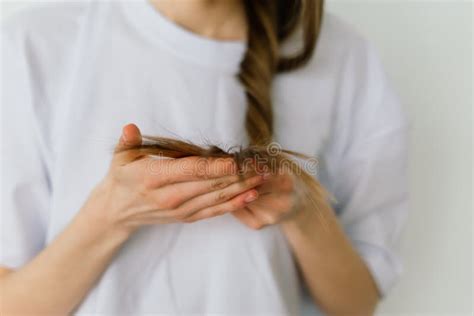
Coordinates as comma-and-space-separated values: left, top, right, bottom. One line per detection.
119, 0, 330, 220
240, 0, 324, 145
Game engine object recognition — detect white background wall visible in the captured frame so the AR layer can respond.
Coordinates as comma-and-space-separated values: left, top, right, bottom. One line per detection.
1, 1, 472, 315
324, 2, 473, 315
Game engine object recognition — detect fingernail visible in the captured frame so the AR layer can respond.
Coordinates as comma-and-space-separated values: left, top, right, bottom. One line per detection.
262, 172, 272, 180
244, 191, 258, 203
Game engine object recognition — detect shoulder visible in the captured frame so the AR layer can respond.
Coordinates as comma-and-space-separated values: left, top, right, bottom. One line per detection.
314, 13, 380, 73
319, 14, 408, 140
320, 13, 368, 50
308, 13, 398, 107
1, 1, 94, 88
282, 12, 385, 88
295, 13, 408, 142
1, 1, 93, 76
1, 2, 95, 150
1, 1, 97, 92
1, 1, 91, 40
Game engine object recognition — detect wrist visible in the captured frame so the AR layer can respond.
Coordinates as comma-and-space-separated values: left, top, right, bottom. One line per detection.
76, 184, 134, 246
281, 201, 337, 236
281, 206, 313, 233
75, 207, 133, 246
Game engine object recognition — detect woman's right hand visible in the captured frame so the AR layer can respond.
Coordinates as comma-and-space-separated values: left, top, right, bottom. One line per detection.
80, 124, 264, 238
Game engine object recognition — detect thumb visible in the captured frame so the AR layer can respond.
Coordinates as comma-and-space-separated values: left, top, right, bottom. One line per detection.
116, 123, 142, 151
113, 123, 143, 166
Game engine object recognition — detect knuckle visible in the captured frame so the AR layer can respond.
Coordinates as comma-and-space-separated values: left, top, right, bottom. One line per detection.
160, 195, 181, 209
213, 207, 227, 217
195, 169, 207, 179
210, 179, 227, 190
238, 179, 249, 190
215, 191, 228, 203
230, 198, 245, 209
138, 184, 148, 197
231, 175, 241, 184
152, 200, 163, 211
172, 207, 194, 221
143, 173, 167, 190
243, 175, 259, 187
182, 217, 196, 223
192, 159, 210, 179
173, 212, 188, 221
142, 176, 156, 190
250, 222, 264, 230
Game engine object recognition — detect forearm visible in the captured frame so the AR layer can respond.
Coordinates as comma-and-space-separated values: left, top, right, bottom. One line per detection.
0, 208, 131, 315
281, 205, 380, 316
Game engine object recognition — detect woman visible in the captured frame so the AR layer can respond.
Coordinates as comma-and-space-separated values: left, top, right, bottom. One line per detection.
0, 0, 409, 315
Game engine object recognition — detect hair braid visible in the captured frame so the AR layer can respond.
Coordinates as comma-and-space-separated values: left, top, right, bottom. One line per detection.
238, 0, 324, 145
238, 1, 279, 146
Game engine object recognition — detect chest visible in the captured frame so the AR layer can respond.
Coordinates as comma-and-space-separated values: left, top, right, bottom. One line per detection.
46, 48, 335, 239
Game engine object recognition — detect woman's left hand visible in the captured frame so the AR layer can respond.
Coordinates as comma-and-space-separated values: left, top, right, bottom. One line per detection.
232, 172, 304, 229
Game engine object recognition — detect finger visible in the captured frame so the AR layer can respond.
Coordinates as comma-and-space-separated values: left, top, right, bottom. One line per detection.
251, 192, 293, 211
255, 182, 274, 195
255, 174, 293, 195
130, 187, 258, 225
182, 189, 259, 223
246, 203, 284, 226
148, 174, 241, 209
142, 156, 239, 188
113, 123, 143, 166
232, 208, 264, 230
160, 174, 265, 219
129, 174, 264, 223
175, 174, 264, 218
115, 123, 142, 151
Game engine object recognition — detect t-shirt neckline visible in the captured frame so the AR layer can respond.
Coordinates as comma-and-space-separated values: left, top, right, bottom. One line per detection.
122, 0, 247, 74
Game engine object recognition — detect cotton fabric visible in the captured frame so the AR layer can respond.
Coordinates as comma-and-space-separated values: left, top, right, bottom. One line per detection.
1, 1, 409, 315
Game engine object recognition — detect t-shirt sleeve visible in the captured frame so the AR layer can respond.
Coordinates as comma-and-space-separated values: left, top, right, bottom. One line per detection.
320, 40, 410, 296
0, 21, 52, 269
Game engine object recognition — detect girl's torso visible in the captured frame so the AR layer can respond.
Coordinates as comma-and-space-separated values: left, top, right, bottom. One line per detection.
3, 1, 362, 314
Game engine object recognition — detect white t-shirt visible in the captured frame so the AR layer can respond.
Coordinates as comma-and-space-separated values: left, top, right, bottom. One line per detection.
1, 1, 409, 315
